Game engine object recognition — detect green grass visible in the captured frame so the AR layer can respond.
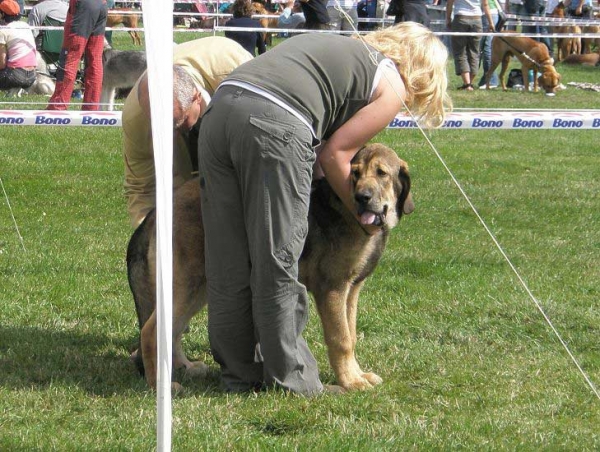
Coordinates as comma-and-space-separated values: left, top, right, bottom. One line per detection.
1, 32, 599, 450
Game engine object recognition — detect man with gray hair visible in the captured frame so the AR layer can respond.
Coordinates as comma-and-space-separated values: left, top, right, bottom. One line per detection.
122, 36, 252, 228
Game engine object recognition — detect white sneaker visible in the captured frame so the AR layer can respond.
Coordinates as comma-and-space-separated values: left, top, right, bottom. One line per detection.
479, 84, 498, 90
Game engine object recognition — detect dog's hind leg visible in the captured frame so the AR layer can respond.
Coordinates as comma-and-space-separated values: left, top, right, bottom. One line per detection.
485, 45, 503, 90
173, 283, 209, 382
498, 53, 512, 91
140, 311, 160, 389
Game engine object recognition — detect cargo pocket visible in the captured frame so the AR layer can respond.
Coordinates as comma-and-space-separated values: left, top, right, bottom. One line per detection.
274, 221, 308, 270
248, 115, 314, 271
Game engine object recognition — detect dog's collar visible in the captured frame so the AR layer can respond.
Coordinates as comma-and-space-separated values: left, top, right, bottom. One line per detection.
520, 51, 542, 69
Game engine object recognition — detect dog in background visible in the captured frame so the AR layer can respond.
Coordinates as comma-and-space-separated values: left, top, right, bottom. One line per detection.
100, 47, 146, 111
107, 11, 142, 46
551, 2, 582, 61
252, 2, 278, 46
562, 51, 600, 65
581, 21, 600, 55
127, 143, 414, 392
485, 34, 561, 94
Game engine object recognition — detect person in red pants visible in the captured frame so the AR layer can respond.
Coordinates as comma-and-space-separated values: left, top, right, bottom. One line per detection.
47, 0, 107, 111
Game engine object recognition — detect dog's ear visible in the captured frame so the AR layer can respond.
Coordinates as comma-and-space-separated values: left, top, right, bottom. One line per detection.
396, 164, 414, 217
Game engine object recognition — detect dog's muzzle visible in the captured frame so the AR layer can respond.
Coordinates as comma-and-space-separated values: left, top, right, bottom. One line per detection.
355, 191, 388, 226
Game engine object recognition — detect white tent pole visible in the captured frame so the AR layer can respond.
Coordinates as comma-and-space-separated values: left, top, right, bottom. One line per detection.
141, 1, 174, 451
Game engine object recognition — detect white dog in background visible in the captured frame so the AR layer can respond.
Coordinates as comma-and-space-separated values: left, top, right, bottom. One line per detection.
100, 47, 147, 111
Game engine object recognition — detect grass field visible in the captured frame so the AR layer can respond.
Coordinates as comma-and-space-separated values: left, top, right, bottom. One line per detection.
1, 31, 599, 450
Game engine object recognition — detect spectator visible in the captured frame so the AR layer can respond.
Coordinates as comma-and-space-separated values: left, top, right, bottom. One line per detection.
505, 0, 525, 30
224, 0, 267, 56
523, 0, 552, 55
104, 0, 114, 46
390, 0, 431, 27
27, 0, 69, 40
326, 0, 359, 31
277, 0, 306, 30
15, 0, 24, 15
298, 0, 330, 29
564, 0, 593, 18
122, 37, 253, 228
0, 0, 37, 92
197, 23, 451, 396
446, 0, 494, 90
47, 0, 108, 111
477, 0, 500, 88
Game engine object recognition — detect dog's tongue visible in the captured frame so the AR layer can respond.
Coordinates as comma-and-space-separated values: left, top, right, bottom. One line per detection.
360, 212, 377, 225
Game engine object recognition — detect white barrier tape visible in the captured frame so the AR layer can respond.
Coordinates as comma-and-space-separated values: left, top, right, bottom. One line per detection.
392, 111, 600, 130
211, 24, 600, 38
3, 110, 600, 130
506, 13, 600, 26
0, 110, 121, 126
439, 31, 600, 37
18, 23, 600, 37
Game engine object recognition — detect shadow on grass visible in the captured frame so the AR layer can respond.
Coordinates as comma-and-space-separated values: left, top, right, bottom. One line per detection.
0, 325, 220, 396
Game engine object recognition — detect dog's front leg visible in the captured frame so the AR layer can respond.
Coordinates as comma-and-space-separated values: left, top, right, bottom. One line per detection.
315, 287, 374, 391
346, 283, 383, 388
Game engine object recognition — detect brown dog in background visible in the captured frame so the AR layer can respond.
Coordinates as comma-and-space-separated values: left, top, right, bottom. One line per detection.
550, 2, 582, 61
485, 34, 561, 94
127, 144, 414, 392
562, 51, 600, 65
107, 11, 142, 46
252, 2, 278, 46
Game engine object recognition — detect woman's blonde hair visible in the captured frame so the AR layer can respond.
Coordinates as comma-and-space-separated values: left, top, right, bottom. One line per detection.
359, 22, 452, 129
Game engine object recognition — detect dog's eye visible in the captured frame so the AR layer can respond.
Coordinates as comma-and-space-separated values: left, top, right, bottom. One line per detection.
377, 168, 387, 177
352, 169, 360, 179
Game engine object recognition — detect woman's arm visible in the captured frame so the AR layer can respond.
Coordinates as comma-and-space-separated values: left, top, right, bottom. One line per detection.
481, 0, 495, 31
0, 45, 7, 71
317, 65, 405, 232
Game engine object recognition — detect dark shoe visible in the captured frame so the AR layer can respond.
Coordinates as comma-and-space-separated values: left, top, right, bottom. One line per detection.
458, 84, 474, 91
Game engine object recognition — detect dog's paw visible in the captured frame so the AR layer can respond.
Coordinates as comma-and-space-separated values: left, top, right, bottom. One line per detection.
362, 372, 383, 386
340, 374, 376, 391
183, 361, 209, 380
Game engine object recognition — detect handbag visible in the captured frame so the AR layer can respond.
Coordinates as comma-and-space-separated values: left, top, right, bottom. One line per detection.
495, 9, 507, 32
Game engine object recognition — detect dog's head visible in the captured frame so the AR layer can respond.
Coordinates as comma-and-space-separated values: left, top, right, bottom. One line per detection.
550, 2, 566, 17
350, 143, 414, 231
538, 64, 561, 94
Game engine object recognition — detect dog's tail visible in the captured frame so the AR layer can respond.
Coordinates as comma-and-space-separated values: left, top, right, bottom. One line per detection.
126, 210, 157, 376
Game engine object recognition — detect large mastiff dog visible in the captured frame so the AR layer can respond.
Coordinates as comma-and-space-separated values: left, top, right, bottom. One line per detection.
127, 143, 414, 391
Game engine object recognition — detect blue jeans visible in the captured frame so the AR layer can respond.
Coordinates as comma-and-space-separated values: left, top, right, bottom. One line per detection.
523, 3, 552, 55
478, 10, 499, 86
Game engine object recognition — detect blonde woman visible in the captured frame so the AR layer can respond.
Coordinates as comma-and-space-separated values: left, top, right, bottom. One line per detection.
197, 23, 451, 396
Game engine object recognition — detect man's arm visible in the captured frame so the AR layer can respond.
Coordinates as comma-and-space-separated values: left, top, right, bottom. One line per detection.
446, 0, 455, 29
